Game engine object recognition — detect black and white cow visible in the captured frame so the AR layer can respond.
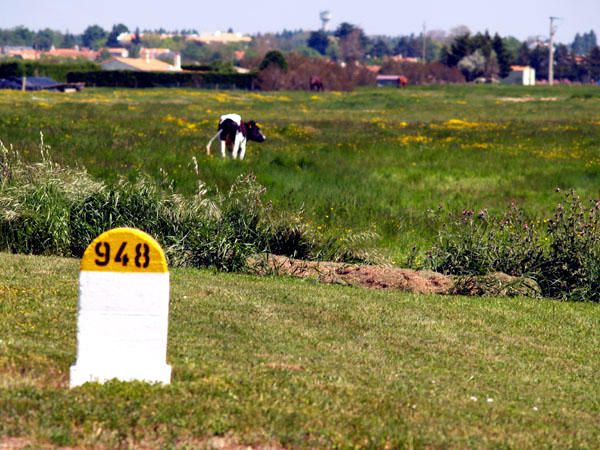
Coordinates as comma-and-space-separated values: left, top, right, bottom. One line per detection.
206, 114, 266, 160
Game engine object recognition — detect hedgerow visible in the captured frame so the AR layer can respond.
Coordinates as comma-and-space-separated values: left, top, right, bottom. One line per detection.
66, 70, 255, 89
0, 59, 99, 82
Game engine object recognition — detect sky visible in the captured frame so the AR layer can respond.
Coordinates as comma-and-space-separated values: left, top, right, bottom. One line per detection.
2, 0, 598, 44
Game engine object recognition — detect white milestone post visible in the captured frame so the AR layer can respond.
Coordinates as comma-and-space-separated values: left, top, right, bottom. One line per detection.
70, 227, 171, 388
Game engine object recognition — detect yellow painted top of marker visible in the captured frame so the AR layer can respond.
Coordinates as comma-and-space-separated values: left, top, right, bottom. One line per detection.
80, 227, 168, 273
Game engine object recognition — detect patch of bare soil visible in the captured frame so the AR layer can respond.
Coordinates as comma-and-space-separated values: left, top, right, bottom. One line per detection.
0, 438, 31, 450
250, 255, 541, 297
196, 436, 284, 450
499, 96, 559, 103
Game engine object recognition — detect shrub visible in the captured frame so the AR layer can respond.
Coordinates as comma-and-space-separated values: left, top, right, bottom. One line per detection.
68, 179, 176, 257
0, 135, 101, 255
379, 61, 465, 84
0, 60, 100, 82
256, 53, 376, 91
540, 191, 600, 300
66, 71, 256, 90
427, 205, 545, 276
427, 192, 600, 301
0, 139, 375, 271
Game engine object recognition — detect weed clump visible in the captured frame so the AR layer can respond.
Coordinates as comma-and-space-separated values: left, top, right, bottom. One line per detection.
427, 191, 600, 301
0, 138, 375, 271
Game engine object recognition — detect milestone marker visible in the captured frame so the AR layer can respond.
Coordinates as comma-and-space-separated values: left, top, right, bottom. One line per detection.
70, 227, 171, 387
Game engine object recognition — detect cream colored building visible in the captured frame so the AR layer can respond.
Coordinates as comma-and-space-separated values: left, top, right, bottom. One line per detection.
186, 31, 251, 44
504, 65, 536, 86
101, 54, 182, 72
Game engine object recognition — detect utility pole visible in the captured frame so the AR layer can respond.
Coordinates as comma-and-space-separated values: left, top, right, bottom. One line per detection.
548, 16, 559, 85
422, 22, 427, 63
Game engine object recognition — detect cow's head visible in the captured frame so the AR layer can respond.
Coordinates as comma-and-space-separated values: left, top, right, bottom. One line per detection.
245, 120, 266, 143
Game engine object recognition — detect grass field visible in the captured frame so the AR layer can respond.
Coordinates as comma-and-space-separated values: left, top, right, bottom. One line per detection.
0, 85, 599, 447
1, 252, 599, 448
1, 85, 599, 261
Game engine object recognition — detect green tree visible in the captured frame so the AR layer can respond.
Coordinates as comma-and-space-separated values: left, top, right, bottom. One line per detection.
128, 44, 141, 58
307, 30, 329, 55
492, 33, 512, 78
132, 27, 142, 45
106, 24, 129, 47
515, 42, 531, 65
325, 36, 341, 60
572, 30, 597, 55
295, 45, 322, 58
334, 22, 368, 61
180, 42, 205, 62
554, 44, 576, 80
370, 39, 391, 58
443, 33, 472, 67
588, 46, 600, 80
529, 45, 548, 80
394, 35, 421, 57
82, 25, 107, 49
0, 26, 35, 46
33, 28, 61, 50
210, 60, 236, 73
97, 49, 112, 62
60, 32, 78, 48
334, 22, 357, 40
259, 50, 288, 71
458, 49, 486, 81
472, 31, 493, 58
502, 36, 522, 62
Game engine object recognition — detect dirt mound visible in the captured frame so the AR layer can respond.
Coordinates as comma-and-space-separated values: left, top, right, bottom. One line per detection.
251, 255, 453, 295
250, 255, 541, 297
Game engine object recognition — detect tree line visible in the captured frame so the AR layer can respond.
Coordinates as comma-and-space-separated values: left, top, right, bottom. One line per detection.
1, 24, 599, 82
304, 25, 599, 82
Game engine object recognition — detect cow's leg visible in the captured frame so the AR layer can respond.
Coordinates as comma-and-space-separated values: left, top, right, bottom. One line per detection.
239, 138, 247, 160
232, 133, 243, 159
220, 139, 227, 158
206, 130, 221, 155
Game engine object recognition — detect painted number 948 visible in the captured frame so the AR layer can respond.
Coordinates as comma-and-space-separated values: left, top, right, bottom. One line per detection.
94, 241, 150, 268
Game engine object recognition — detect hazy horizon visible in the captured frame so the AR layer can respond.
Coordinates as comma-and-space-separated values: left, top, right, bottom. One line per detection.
2, 0, 599, 44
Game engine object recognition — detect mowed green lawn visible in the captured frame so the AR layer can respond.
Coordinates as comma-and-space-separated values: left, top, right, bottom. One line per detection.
1, 252, 598, 448
0, 85, 599, 261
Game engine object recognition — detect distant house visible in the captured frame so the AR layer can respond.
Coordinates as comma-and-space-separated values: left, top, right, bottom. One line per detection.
376, 75, 408, 87
45, 46, 99, 61
101, 54, 182, 72
388, 55, 420, 64
105, 48, 129, 58
186, 31, 251, 44
504, 65, 536, 86
233, 50, 246, 61
1, 46, 39, 60
140, 48, 173, 59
